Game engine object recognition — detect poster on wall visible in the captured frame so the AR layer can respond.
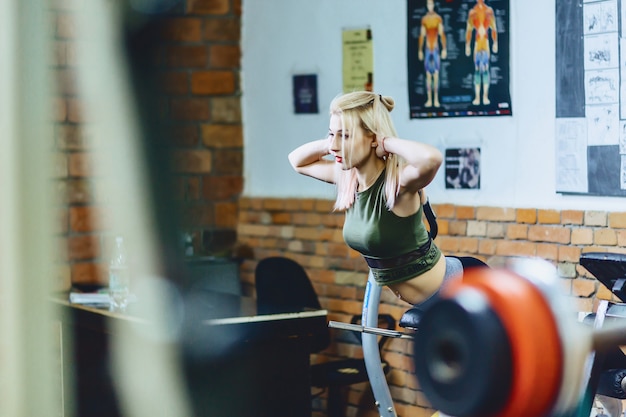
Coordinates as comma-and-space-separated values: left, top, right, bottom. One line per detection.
407, 0, 511, 119
445, 147, 481, 189
292, 74, 319, 114
342, 28, 374, 93
555, 0, 626, 197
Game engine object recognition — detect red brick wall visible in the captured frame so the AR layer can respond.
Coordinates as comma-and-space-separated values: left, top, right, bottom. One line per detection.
51, 0, 243, 288
237, 197, 626, 416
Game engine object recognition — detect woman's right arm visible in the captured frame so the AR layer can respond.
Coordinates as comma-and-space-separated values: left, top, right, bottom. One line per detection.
288, 138, 336, 184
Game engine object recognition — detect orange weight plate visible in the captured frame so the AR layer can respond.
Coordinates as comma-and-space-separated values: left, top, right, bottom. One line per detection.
442, 268, 563, 417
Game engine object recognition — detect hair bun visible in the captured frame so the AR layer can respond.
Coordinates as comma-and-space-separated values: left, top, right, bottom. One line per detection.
380, 95, 395, 112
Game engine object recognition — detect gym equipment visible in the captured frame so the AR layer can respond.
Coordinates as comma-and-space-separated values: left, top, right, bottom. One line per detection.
331, 254, 626, 417
413, 255, 626, 417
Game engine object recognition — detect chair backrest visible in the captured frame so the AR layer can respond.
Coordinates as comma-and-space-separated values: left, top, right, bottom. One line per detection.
255, 256, 322, 314
255, 256, 330, 352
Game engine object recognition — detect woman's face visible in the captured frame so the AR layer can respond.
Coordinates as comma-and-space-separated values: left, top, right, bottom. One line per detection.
328, 112, 374, 170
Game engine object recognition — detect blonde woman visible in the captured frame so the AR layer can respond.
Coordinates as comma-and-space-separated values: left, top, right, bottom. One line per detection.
288, 91, 465, 327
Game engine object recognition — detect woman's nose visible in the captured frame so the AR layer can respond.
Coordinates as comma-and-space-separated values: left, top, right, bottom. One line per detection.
329, 135, 340, 152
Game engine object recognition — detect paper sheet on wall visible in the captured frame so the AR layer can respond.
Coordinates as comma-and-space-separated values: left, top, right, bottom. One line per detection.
342, 28, 373, 93
555, 118, 588, 193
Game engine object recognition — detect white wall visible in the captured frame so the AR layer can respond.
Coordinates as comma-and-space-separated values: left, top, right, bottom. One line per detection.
241, 0, 623, 211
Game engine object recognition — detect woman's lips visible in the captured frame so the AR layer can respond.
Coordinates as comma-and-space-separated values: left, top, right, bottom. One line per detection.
335, 156, 342, 163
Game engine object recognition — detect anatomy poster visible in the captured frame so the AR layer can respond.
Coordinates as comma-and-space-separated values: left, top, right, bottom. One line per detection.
556, 0, 626, 196
407, 0, 511, 119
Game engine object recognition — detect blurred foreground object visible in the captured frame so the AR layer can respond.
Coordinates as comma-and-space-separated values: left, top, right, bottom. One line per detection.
414, 257, 626, 417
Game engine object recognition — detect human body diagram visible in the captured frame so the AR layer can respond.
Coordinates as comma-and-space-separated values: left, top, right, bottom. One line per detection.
465, 0, 498, 106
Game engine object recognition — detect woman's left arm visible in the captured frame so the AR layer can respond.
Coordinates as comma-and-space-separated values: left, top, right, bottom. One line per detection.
377, 136, 443, 192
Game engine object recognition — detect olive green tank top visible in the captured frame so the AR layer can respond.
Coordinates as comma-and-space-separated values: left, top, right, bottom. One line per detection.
343, 170, 442, 285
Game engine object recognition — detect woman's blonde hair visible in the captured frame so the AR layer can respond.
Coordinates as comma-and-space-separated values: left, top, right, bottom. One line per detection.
330, 91, 405, 211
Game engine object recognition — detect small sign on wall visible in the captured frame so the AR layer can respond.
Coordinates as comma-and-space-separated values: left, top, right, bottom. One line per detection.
293, 74, 319, 114
445, 147, 481, 189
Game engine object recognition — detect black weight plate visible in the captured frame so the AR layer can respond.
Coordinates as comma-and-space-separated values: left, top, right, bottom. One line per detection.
413, 287, 513, 417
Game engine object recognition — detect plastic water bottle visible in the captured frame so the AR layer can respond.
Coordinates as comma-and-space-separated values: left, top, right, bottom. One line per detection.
108, 236, 130, 312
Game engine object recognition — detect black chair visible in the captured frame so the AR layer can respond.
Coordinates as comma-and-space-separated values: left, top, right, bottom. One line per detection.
255, 256, 396, 417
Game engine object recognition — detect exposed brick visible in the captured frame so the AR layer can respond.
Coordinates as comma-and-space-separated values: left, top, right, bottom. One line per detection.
436, 219, 449, 235
211, 97, 241, 122
478, 239, 497, 255
572, 278, 596, 297
69, 206, 103, 232
562, 210, 584, 225
67, 235, 100, 260
433, 203, 455, 219
538, 209, 560, 224
187, 0, 229, 14
476, 206, 516, 221
458, 237, 478, 254
72, 262, 105, 285
56, 124, 88, 150
159, 18, 202, 41
437, 236, 459, 253
171, 150, 212, 173
55, 68, 78, 95
170, 98, 210, 120
486, 222, 505, 238
597, 285, 614, 300
315, 199, 335, 213
66, 98, 85, 123
166, 124, 199, 147
571, 228, 593, 245
180, 203, 214, 227
495, 240, 536, 257
201, 124, 243, 148
159, 71, 189, 95
191, 71, 235, 95
558, 245, 581, 263
516, 208, 536, 224
506, 224, 528, 240
467, 220, 487, 236
608, 212, 626, 229
584, 211, 607, 227
214, 201, 238, 227
528, 225, 571, 244
536, 243, 558, 261
203, 19, 240, 41
68, 152, 92, 177
62, 179, 91, 204
212, 149, 242, 174
270, 212, 292, 225
448, 220, 466, 236
56, 13, 77, 39
452, 206, 473, 220
202, 175, 242, 200
164, 45, 208, 68
179, 176, 201, 200
594, 229, 618, 246
209, 44, 240, 68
